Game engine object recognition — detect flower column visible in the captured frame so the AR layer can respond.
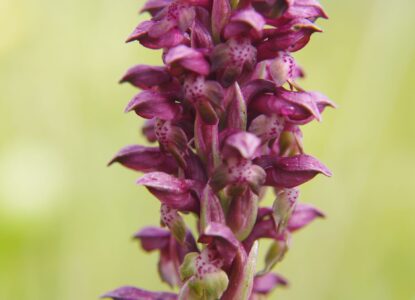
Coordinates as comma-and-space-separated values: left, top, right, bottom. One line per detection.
104, 0, 333, 299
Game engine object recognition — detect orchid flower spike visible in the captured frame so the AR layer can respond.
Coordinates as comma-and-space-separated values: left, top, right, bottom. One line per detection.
106, 0, 333, 298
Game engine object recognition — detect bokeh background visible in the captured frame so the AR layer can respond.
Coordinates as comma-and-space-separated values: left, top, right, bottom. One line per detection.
1, 0, 415, 299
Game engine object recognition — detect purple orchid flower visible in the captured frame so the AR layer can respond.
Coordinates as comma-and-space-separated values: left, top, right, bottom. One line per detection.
251, 272, 288, 299
134, 226, 198, 287
106, 0, 333, 298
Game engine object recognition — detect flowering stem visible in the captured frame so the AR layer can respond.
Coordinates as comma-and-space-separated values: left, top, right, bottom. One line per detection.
105, 0, 334, 299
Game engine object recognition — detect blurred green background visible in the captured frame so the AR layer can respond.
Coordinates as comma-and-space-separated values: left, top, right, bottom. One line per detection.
1, 0, 415, 299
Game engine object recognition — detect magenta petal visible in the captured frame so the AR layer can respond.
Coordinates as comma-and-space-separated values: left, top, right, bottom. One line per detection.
183, 152, 208, 183
148, 19, 177, 39
180, 57, 210, 76
226, 189, 259, 240
231, 9, 265, 33
225, 131, 261, 160
133, 226, 170, 252
224, 8, 265, 39
102, 286, 177, 300
277, 88, 322, 122
243, 208, 278, 250
249, 114, 285, 143
242, 79, 275, 105
264, 154, 332, 188
252, 52, 301, 87
141, 0, 172, 16
199, 222, 241, 268
285, 0, 329, 20
136, 172, 191, 194
259, 18, 321, 54
165, 46, 197, 65
108, 145, 178, 174
137, 172, 199, 212
253, 273, 288, 295
127, 21, 185, 49
211, 38, 257, 87
199, 222, 240, 255
249, 93, 284, 116
154, 120, 188, 168
308, 91, 337, 112
276, 155, 332, 175
151, 28, 187, 49
251, 91, 322, 125
125, 91, 180, 120
177, 6, 196, 32
126, 21, 153, 43
165, 45, 210, 75
287, 203, 325, 232
194, 113, 220, 173
211, 0, 231, 41
200, 186, 226, 230
142, 119, 157, 143
191, 20, 214, 49
120, 65, 171, 89
226, 82, 247, 130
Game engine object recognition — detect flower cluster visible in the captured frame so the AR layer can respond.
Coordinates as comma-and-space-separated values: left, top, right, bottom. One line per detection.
105, 0, 333, 299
